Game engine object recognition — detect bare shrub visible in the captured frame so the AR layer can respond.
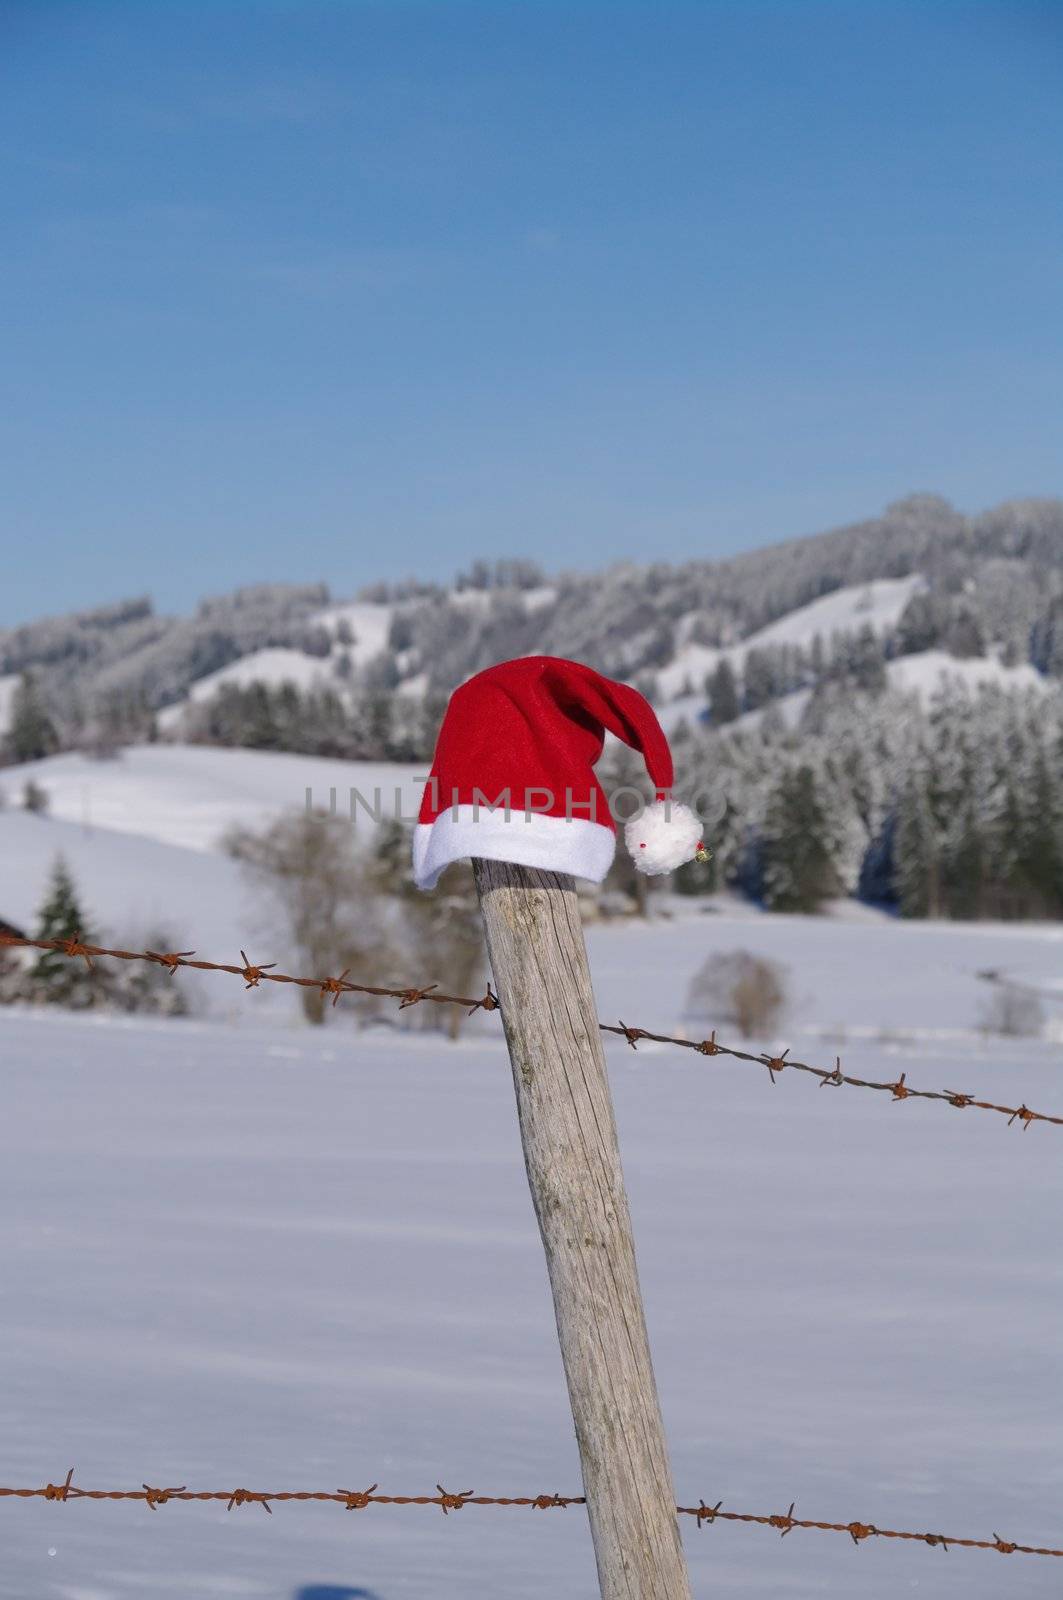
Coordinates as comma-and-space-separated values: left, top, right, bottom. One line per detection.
225, 810, 395, 1025
368, 819, 485, 1040
112, 925, 193, 1017
686, 948, 787, 1039
22, 780, 49, 814
979, 982, 1044, 1039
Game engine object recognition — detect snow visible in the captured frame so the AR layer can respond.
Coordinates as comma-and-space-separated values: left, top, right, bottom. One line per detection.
704, 687, 815, 736
3, 732, 1063, 1595
745, 574, 924, 652
662, 650, 1045, 732
314, 602, 394, 667
656, 642, 722, 701
656, 693, 711, 736
520, 586, 557, 613
0, 672, 19, 736
155, 604, 397, 731
587, 900, 1063, 1039
0, 810, 264, 1016
0, 810, 246, 946
658, 576, 925, 702
2, 898, 1062, 1598
3, 746, 423, 855
156, 649, 340, 732
886, 649, 1046, 699
394, 671, 428, 699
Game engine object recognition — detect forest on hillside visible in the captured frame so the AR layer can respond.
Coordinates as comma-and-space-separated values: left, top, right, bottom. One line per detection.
4, 493, 1063, 923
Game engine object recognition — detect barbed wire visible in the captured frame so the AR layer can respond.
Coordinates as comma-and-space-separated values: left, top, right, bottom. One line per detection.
2, 931, 1059, 1130
2, 1470, 1060, 1558
0, 931, 500, 1016
600, 1023, 1060, 1128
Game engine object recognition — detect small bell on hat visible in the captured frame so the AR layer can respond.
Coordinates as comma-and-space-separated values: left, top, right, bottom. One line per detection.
412, 655, 710, 890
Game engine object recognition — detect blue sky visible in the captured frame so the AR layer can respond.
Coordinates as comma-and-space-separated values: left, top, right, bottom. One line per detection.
2, 1, 1061, 625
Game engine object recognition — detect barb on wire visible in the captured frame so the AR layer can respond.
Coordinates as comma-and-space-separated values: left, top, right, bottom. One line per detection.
2, 931, 1060, 1131
597, 1021, 1063, 1129
0, 932, 497, 1016
2, 1470, 1061, 1559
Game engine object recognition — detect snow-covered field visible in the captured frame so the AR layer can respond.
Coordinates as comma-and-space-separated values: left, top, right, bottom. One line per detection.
0, 747, 424, 1017
2, 744, 1063, 1597
2, 746, 422, 857
2, 888, 1063, 1597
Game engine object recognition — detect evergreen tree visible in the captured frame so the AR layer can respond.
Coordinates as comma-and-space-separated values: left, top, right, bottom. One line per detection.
242, 682, 281, 749
706, 659, 740, 724
896, 591, 946, 655
858, 812, 897, 905
1013, 748, 1063, 915
365, 691, 394, 756
1030, 597, 1063, 677
25, 857, 114, 1009
8, 672, 59, 763
942, 800, 986, 919
742, 648, 776, 711
758, 765, 841, 912
849, 624, 887, 693
894, 777, 941, 917
945, 607, 987, 659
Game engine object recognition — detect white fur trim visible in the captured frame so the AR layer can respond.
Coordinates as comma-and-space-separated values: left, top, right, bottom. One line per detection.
413, 807, 616, 890
624, 800, 704, 876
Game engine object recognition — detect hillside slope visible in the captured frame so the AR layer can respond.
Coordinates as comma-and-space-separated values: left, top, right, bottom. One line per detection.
3, 495, 1062, 753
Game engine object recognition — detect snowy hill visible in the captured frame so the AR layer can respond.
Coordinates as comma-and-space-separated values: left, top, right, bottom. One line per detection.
314, 599, 394, 661
0, 746, 426, 1019
0, 809, 258, 1012
3, 494, 1062, 753
885, 648, 1046, 699
3, 745, 422, 855
3, 496, 1061, 924
659, 574, 925, 699
155, 647, 339, 731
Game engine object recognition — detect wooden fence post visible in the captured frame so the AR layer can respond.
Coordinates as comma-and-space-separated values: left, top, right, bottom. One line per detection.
473, 857, 692, 1600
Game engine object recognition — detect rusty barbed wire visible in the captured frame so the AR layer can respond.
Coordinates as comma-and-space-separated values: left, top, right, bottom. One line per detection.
599, 1024, 1062, 1127
2, 931, 1059, 1130
2, 1470, 1060, 1559
0, 931, 500, 1018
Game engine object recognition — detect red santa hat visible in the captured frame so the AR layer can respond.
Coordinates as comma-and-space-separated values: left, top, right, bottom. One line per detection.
413, 655, 708, 890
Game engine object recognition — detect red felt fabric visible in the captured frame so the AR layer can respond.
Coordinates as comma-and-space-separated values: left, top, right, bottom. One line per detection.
417, 656, 675, 831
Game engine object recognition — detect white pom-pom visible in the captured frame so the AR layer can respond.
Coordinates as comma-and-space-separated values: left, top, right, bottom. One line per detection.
624, 800, 705, 876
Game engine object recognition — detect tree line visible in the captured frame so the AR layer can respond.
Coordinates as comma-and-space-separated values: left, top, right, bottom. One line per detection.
661, 682, 1063, 918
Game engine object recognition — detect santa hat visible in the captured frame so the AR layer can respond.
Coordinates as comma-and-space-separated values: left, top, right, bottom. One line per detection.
412, 655, 708, 890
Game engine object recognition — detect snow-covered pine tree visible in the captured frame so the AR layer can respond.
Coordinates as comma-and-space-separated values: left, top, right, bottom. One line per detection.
8, 672, 59, 764
893, 775, 941, 918
705, 658, 740, 725
758, 763, 841, 912
848, 623, 887, 693
25, 857, 114, 1009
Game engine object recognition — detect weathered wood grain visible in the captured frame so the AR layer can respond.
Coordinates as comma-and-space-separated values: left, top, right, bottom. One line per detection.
473, 857, 692, 1600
